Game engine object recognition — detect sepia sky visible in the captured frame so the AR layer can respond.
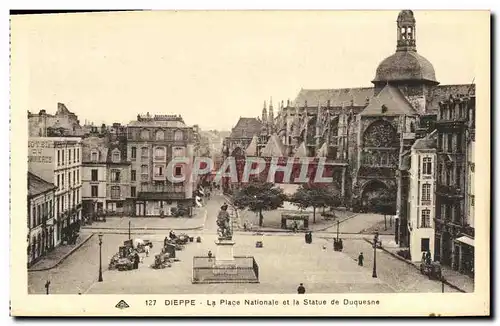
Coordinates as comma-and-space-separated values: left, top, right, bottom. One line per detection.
11, 10, 484, 131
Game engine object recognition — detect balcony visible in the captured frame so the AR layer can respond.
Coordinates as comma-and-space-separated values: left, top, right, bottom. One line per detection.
462, 224, 475, 238
421, 200, 432, 206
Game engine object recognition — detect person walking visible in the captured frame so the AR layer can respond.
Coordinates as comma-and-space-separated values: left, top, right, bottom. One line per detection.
208, 250, 213, 262
144, 244, 150, 257
358, 252, 364, 266
297, 283, 306, 294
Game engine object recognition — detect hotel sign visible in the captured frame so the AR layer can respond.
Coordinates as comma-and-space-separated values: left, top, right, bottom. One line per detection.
28, 140, 53, 163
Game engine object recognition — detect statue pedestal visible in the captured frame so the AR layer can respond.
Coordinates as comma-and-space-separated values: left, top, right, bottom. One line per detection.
215, 239, 235, 264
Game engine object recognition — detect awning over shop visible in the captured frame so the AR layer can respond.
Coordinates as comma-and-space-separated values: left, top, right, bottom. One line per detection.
455, 236, 475, 247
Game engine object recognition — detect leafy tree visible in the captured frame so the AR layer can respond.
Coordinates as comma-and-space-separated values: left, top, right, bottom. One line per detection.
290, 183, 341, 224
232, 182, 286, 227
370, 190, 397, 230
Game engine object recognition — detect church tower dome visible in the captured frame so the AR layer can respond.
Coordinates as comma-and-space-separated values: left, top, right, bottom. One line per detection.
372, 10, 439, 86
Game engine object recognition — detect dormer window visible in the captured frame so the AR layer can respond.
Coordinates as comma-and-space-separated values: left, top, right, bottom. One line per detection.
112, 149, 121, 163
91, 150, 99, 162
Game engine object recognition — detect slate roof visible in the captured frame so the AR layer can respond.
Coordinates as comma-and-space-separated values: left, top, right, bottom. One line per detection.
426, 84, 475, 114
373, 51, 438, 84
294, 142, 307, 157
28, 172, 56, 198
107, 139, 129, 163
293, 87, 374, 108
360, 84, 417, 116
229, 117, 263, 139
245, 136, 259, 156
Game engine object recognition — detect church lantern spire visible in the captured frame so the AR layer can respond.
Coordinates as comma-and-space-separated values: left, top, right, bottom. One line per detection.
262, 100, 268, 123
396, 10, 417, 52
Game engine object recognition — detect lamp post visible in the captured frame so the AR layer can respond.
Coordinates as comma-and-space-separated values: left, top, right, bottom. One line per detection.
44, 280, 50, 295
98, 234, 103, 282
336, 220, 340, 241
372, 232, 379, 278
128, 219, 131, 240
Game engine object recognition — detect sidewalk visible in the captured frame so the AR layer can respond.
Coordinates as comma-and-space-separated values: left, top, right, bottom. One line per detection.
28, 233, 94, 272
81, 207, 208, 231
365, 237, 474, 293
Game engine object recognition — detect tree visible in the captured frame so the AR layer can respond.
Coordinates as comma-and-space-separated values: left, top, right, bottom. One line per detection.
290, 183, 341, 224
232, 182, 287, 227
370, 190, 397, 230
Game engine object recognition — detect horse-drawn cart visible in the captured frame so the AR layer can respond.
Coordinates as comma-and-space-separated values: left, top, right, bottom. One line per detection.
419, 260, 442, 280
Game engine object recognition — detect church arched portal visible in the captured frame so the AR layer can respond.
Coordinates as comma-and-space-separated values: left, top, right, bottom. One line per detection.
361, 180, 389, 210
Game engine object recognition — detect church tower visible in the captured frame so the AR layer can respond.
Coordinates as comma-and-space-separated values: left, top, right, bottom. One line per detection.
268, 97, 274, 133
262, 101, 268, 124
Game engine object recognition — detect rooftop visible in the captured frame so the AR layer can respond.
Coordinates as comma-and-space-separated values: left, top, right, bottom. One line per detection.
28, 172, 56, 198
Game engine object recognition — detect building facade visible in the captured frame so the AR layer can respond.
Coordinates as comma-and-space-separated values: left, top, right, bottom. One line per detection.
27, 172, 56, 266
81, 136, 108, 218
28, 137, 83, 245
434, 94, 475, 276
223, 10, 475, 221
404, 131, 438, 261
126, 113, 196, 216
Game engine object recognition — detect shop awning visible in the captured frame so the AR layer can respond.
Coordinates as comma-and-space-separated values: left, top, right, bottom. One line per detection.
455, 236, 474, 247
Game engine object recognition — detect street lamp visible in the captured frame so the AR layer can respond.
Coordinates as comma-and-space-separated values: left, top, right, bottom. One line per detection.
98, 234, 103, 282
128, 219, 131, 240
372, 232, 379, 278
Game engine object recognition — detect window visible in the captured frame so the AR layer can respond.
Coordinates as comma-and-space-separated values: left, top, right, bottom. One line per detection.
91, 150, 98, 162
31, 206, 35, 228
141, 147, 148, 158
447, 134, 453, 152
57, 150, 61, 166
61, 174, 65, 188
154, 147, 166, 160
49, 200, 52, 217
37, 204, 41, 225
141, 130, 150, 140
173, 147, 185, 157
91, 185, 98, 197
174, 130, 183, 141
155, 165, 164, 176
112, 150, 121, 163
421, 183, 431, 202
62, 149, 65, 165
91, 169, 98, 181
156, 130, 164, 140
175, 166, 182, 177
74, 148, 77, 163
77, 170, 80, 184
73, 170, 76, 185
471, 195, 475, 207
422, 157, 432, 175
131, 170, 136, 181
131, 147, 137, 159
131, 186, 136, 197
111, 169, 121, 182
57, 174, 60, 188
421, 238, 430, 252
77, 148, 80, 162
141, 165, 148, 174
421, 209, 431, 228
68, 149, 71, 163
111, 186, 120, 199
68, 171, 72, 187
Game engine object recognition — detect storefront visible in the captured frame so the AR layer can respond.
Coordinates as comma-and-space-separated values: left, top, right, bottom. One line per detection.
455, 235, 475, 277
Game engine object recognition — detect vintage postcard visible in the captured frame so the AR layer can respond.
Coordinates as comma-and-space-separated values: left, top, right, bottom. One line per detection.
10, 10, 490, 316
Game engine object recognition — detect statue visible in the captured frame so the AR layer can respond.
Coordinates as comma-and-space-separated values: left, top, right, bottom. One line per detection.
216, 203, 232, 240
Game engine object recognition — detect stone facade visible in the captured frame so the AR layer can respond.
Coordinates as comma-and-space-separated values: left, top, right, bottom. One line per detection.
28, 102, 85, 137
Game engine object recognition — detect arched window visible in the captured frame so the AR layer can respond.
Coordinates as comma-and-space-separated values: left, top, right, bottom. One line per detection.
422, 157, 432, 175
173, 147, 185, 157
363, 120, 399, 148
91, 150, 99, 162
112, 149, 121, 163
174, 130, 183, 141
401, 27, 406, 39
140, 129, 150, 140
156, 130, 164, 140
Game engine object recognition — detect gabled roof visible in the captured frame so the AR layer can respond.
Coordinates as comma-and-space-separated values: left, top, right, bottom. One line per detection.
245, 136, 259, 156
412, 130, 437, 150
28, 172, 56, 198
293, 87, 374, 108
261, 134, 286, 157
360, 84, 417, 116
229, 117, 263, 139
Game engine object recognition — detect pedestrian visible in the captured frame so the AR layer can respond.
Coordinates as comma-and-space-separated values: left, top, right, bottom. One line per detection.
297, 283, 306, 294
144, 244, 150, 257
358, 252, 364, 266
133, 252, 140, 269
208, 250, 213, 262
